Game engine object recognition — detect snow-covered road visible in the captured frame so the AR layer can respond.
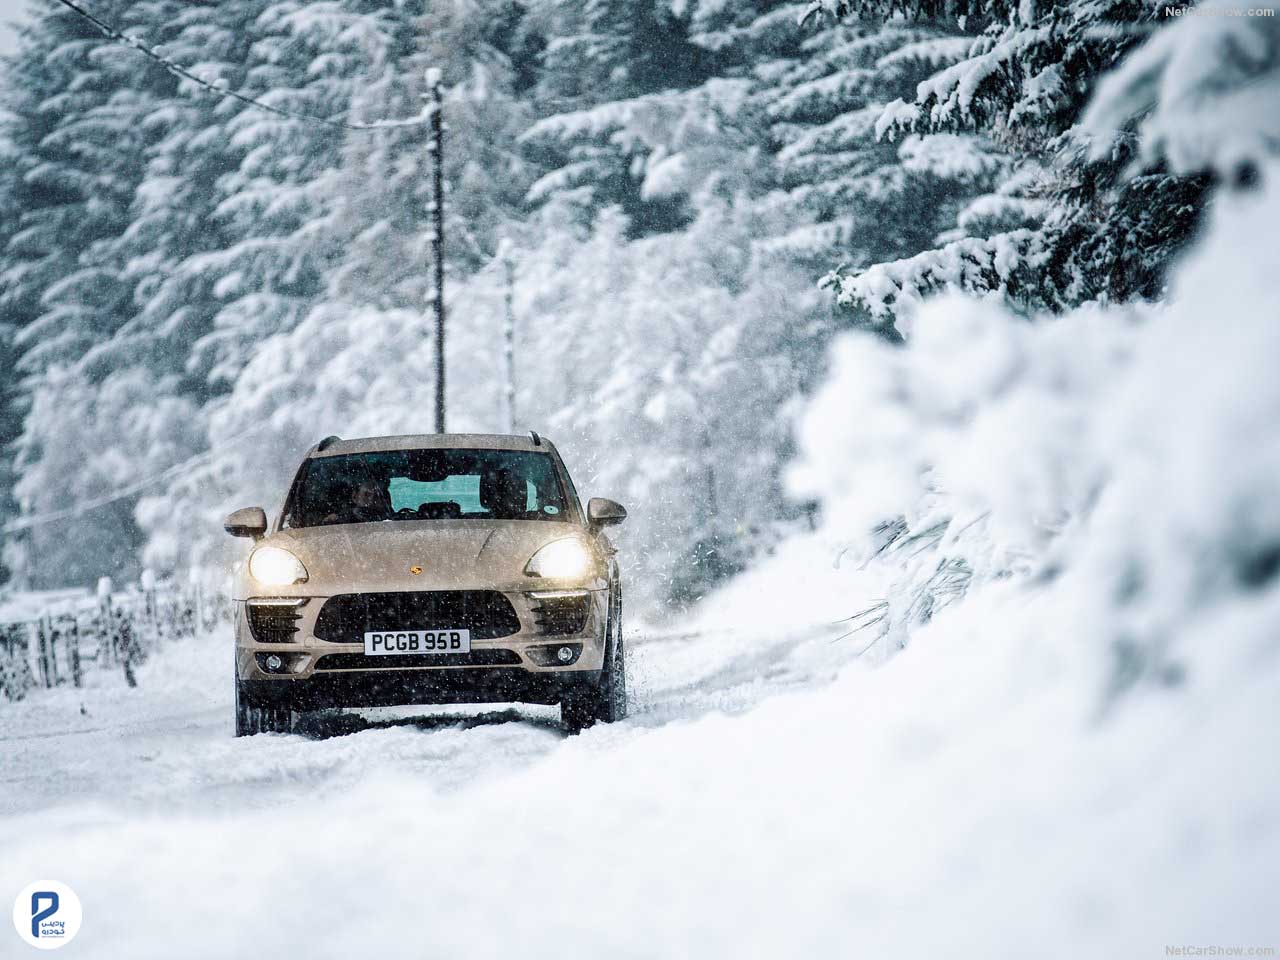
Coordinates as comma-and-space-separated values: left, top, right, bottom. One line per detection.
2, 539, 1275, 959
1, 614, 893, 959
0, 618, 853, 822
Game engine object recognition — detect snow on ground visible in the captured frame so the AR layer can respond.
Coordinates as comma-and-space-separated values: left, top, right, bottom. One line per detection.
1, 541, 1274, 958
1, 598, 882, 957
0, 587, 92, 623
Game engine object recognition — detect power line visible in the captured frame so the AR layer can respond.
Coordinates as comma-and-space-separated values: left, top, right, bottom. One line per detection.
49, 0, 433, 132
3, 422, 274, 534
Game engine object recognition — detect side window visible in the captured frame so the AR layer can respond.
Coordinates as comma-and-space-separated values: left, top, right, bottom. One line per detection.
281, 464, 309, 529
557, 459, 585, 522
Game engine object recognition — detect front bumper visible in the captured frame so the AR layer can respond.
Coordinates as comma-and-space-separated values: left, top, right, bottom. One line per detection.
240, 668, 600, 710
234, 587, 607, 709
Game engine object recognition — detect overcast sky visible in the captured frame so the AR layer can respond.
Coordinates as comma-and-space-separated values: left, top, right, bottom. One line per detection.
0, 0, 31, 55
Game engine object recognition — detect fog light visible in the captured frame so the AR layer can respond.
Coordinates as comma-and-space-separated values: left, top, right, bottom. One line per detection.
255, 652, 310, 675
525, 643, 582, 667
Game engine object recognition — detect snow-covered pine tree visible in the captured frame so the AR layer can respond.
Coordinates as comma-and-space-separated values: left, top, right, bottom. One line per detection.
180, 0, 393, 387
0, 124, 22, 570
0, 2, 146, 380
532, 0, 710, 109
693, 2, 1016, 284
89, 0, 272, 389
813, 0, 1222, 324
525, 2, 1018, 321
1080, 0, 1280, 187
520, 0, 717, 233
0, 0, 183, 584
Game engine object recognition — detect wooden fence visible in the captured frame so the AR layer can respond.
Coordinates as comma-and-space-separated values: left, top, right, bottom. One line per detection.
0, 582, 231, 702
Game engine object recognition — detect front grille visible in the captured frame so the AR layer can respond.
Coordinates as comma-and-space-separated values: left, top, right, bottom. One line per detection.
246, 601, 304, 643
530, 594, 591, 636
314, 591, 521, 643
314, 649, 522, 671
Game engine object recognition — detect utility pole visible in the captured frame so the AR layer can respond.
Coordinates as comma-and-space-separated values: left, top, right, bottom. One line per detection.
425, 67, 446, 433
9, 526, 31, 592
500, 240, 517, 433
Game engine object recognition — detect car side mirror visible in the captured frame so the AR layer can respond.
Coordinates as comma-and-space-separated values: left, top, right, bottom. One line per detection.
587, 497, 627, 530
224, 506, 268, 540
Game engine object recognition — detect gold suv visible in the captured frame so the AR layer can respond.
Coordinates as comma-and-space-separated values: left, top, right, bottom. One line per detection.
224, 433, 627, 736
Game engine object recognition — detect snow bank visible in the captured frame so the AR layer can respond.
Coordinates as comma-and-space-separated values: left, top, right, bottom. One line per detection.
795, 163, 1280, 675
0, 588, 91, 623
1, 594, 1274, 958
784, 162, 1280, 931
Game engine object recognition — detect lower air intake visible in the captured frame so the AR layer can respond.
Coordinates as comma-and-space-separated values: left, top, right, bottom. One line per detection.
530, 593, 591, 636
314, 591, 521, 643
314, 649, 522, 671
246, 601, 304, 644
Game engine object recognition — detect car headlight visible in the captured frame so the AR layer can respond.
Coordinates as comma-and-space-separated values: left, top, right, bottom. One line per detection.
525, 537, 596, 580
249, 546, 309, 586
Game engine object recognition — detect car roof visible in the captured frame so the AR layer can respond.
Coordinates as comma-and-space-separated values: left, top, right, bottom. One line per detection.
309, 433, 555, 458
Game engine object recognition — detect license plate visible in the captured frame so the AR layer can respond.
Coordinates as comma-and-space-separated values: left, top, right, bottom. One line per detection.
363, 629, 472, 656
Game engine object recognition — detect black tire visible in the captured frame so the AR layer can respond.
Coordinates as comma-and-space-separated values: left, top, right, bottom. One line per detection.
235, 680, 256, 737
561, 588, 627, 733
599, 592, 627, 723
235, 681, 294, 737
260, 703, 294, 734
560, 686, 597, 734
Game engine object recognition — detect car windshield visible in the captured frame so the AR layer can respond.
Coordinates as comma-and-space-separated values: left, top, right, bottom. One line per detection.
285, 449, 569, 527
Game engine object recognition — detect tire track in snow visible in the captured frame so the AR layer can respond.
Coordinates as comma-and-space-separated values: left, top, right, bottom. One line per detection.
0, 619, 868, 819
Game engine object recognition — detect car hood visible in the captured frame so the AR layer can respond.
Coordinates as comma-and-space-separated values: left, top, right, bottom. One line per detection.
233, 519, 600, 599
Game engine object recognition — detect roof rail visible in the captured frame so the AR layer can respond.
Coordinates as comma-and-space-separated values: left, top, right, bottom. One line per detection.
529, 430, 542, 446
316, 435, 342, 451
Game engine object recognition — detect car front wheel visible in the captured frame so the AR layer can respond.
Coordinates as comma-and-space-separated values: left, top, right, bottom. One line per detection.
236, 680, 294, 736
561, 591, 627, 733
